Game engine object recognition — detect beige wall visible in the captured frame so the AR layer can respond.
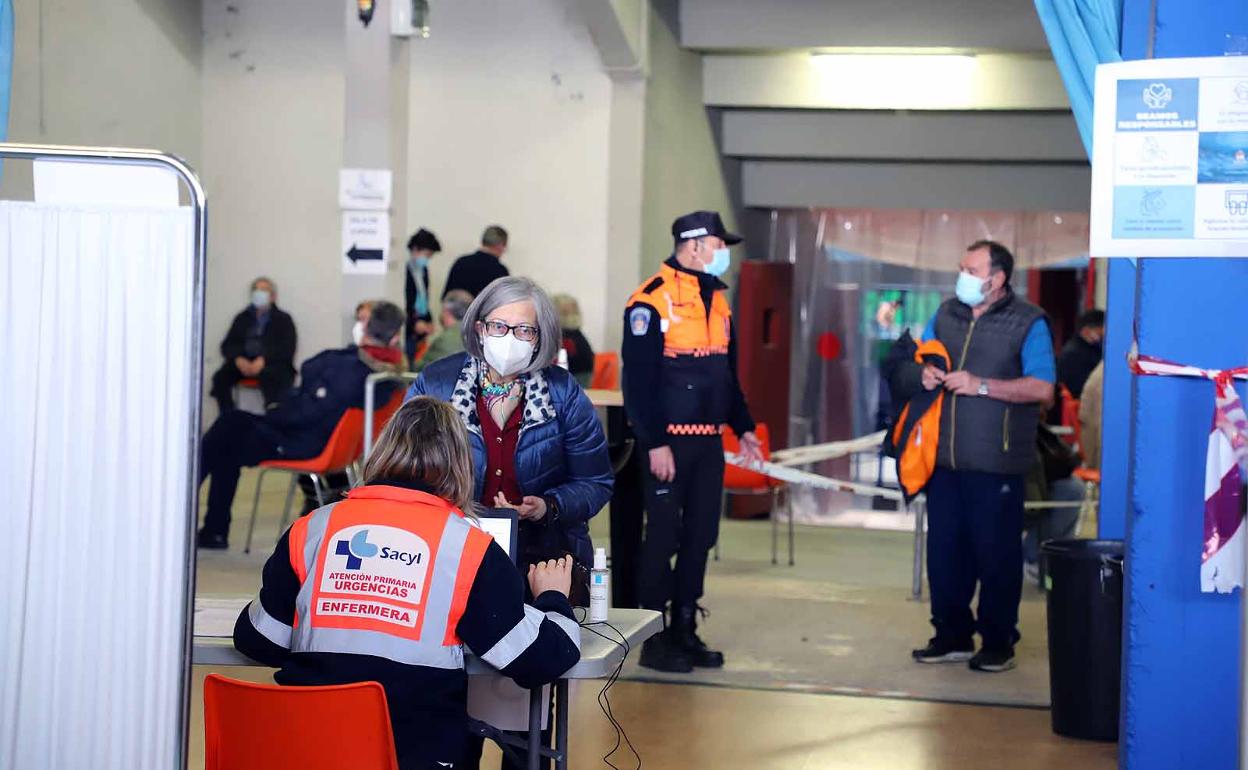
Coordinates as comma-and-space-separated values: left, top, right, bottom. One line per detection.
641, 0, 738, 280
200, 0, 345, 385
406, 0, 613, 349
4, 0, 202, 196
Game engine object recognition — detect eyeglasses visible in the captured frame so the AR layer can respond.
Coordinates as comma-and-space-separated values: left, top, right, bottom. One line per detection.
481, 319, 540, 343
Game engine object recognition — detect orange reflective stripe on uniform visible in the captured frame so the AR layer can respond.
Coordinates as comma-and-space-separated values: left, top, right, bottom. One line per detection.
287, 514, 310, 585
666, 423, 723, 436
443, 526, 492, 645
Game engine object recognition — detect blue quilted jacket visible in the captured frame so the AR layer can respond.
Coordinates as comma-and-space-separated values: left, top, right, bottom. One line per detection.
406, 352, 612, 566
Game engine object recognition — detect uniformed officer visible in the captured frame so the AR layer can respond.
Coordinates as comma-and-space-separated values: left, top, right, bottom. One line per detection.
622, 210, 763, 673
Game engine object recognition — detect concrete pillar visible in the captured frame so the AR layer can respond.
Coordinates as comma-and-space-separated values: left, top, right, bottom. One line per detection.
341, 0, 410, 341
1115, 1, 1248, 767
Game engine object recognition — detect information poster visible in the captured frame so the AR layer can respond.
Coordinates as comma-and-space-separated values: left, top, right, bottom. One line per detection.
1090, 56, 1248, 257
342, 210, 390, 275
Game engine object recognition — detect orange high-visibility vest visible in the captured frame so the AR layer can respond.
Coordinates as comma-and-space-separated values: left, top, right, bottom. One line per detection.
286, 485, 494, 665
628, 262, 733, 359
627, 262, 735, 436
892, 340, 952, 500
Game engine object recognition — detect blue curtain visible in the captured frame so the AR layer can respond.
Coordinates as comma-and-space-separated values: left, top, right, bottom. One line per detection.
1034, 0, 1124, 158
0, 0, 10, 140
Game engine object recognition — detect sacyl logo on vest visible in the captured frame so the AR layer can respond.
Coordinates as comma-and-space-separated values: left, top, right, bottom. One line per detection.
335, 528, 424, 571
336, 529, 379, 570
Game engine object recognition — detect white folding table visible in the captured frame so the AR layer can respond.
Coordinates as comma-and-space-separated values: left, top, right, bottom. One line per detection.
193, 597, 661, 770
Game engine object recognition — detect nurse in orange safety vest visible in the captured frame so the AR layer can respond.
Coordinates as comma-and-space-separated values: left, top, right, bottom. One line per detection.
233, 397, 581, 770
621, 210, 763, 674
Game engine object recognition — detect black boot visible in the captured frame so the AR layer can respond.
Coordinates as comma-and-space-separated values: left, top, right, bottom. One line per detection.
639, 614, 694, 673
672, 604, 725, 668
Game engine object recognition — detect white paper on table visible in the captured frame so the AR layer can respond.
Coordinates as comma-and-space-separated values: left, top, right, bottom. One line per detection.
194, 597, 250, 638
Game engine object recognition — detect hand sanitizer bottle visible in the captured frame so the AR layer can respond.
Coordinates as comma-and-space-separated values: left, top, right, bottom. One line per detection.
589, 547, 610, 623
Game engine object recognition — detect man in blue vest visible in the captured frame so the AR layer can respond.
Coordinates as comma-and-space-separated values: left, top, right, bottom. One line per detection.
894, 241, 1055, 673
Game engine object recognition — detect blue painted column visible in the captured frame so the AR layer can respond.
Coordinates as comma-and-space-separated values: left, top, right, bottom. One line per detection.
1117, 1, 1248, 768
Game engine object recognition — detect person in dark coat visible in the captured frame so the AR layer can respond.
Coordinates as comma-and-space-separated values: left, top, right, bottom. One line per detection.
409, 276, 611, 573
1057, 309, 1105, 398
209, 276, 298, 411
441, 225, 510, 300
403, 228, 442, 360
553, 293, 596, 388
196, 301, 407, 549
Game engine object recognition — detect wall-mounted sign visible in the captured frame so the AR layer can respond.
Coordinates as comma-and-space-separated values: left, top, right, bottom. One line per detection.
339, 168, 392, 211
1091, 56, 1248, 257
342, 210, 389, 275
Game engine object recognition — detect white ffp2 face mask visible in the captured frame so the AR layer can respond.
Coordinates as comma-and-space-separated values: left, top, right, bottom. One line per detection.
482, 333, 535, 377
352, 320, 366, 346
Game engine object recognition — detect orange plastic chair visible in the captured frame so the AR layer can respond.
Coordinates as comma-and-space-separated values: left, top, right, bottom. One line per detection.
1059, 384, 1082, 447
204, 674, 398, 770
372, 389, 406, 440
717, 424, 792, 566
244, 408, 366, 553
590, 352, 621, 390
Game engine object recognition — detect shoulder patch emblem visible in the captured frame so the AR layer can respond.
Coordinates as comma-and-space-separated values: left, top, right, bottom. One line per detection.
629, 306, 652, 336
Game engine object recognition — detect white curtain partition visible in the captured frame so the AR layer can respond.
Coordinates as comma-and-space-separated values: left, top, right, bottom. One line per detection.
0, 201, 196, 769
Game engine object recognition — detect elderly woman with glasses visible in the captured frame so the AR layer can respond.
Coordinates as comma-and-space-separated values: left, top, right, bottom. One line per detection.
407, 276, 612, 596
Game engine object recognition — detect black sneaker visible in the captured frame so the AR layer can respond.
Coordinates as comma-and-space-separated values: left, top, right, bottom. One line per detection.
911, 637, 974, 664
969, 648, 1016, 673
639, 631, 694, 673
197, 530, 229, 550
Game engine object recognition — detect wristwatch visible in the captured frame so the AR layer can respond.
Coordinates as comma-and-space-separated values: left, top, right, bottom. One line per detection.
977, 379, 990, 397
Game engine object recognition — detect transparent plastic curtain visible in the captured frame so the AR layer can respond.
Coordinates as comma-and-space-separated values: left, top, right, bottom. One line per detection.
767, 208, 1089, 522
0, 202, 195, 769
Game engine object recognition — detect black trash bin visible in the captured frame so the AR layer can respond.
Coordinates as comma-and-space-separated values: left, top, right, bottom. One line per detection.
1040, 538, 1123, 742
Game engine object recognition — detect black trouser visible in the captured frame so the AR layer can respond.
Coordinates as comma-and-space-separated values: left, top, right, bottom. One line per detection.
199, 411, 285, 538
209, 359, 294, 412
925, 466, 1026, 652
638, 435, 725, 612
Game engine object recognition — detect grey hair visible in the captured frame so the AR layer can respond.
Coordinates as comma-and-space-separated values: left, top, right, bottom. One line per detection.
461, 276, 561, 375
251, 276, 276, 293
481, 225, 509, 248
441, 290, 473, 323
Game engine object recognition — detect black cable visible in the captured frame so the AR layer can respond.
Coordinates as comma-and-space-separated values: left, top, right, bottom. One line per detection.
575, 609, 642, 770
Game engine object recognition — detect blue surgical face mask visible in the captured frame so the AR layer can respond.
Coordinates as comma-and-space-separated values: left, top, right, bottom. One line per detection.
251, 289, 271, 309
702, 246, 731, 277
955, 271, 990, 306
410, 254, 430, 270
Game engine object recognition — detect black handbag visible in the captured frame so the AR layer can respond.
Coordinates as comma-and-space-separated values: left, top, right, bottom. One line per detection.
1036, 423, 1080, 486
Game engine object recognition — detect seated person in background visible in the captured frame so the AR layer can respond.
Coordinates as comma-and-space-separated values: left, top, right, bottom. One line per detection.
295, 298, 388, 517
209, 276, 298, 412
196, 301, 407, 549
233, 396, 580, 770
413, 289, 473, 373
1056, 309, 1105, 409
1023, 424, 1083, 585
1079, 362, 1105, 472
552, 293, 596, 388
351, 299, 373, 346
